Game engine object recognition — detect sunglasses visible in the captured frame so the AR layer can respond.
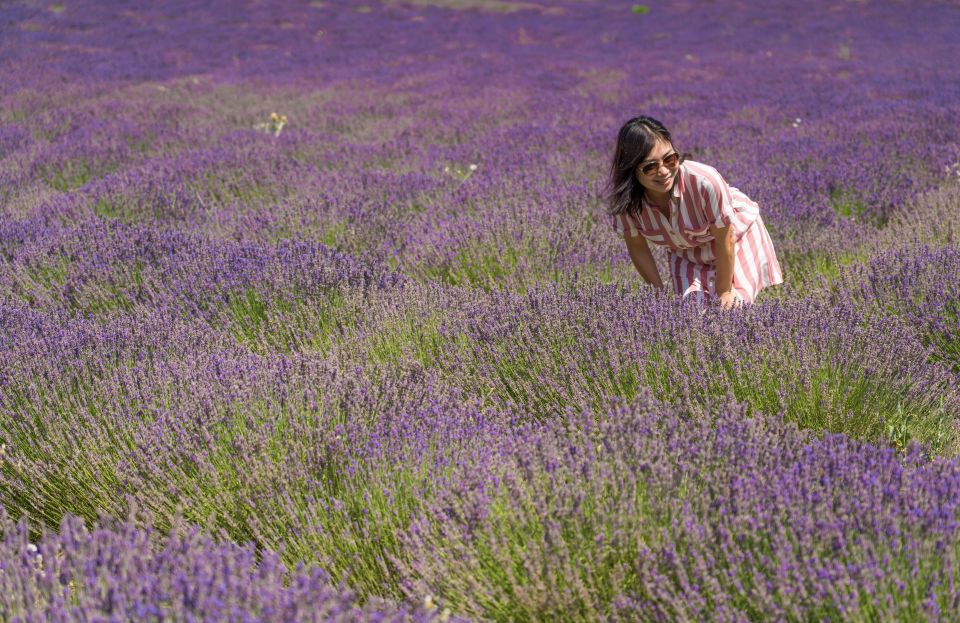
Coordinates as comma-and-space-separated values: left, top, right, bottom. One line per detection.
639, 152, 680, 176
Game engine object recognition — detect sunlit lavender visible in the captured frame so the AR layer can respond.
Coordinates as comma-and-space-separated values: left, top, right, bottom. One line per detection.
2, 0, 959, 620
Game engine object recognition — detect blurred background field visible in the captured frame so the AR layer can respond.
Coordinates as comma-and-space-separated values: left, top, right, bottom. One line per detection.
1, 0, 960, 620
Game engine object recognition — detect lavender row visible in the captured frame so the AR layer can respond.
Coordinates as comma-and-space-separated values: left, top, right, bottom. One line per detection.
832, 242, 960, 373
401, 394, 960, 621
0, 508, 460, 622
5, 393, 960, 621
3, 228, 956, 452
343, 280, 960, 453
0, 216, 401, 338
0, 299, 507, 595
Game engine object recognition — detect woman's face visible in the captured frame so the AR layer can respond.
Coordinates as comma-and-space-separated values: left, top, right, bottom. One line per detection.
635, 138, 680, 195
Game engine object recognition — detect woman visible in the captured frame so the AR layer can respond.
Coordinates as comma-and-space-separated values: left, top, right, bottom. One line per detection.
607, 116, 783, 308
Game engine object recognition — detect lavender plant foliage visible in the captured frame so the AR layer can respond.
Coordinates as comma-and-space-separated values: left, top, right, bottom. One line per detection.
341, 281, 959, 452
400, 394, 960, 622
1, 284, 526, 597
833, 243, 960, 373
0, 507, 463, 622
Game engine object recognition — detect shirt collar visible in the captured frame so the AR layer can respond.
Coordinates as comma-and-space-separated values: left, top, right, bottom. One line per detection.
671, 162, 685, 199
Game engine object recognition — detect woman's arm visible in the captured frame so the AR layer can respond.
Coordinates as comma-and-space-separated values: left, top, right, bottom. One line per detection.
710, 224, 738, 308
624, 233, 665, 289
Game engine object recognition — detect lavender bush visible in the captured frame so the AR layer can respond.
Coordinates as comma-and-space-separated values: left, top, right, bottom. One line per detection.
2, 0, 960, 619
399, 394, 960, 621
0, 507, 461, 622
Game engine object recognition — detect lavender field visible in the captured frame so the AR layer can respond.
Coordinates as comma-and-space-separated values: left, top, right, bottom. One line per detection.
1, 0, 960, 620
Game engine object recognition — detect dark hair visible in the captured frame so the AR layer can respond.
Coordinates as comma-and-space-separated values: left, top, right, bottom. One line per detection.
605, 116, 677, 216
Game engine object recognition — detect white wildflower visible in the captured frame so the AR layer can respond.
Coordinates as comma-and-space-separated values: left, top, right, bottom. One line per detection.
27, 543, 43, 573
444, 162, 479, 186
253, 111, 288, 137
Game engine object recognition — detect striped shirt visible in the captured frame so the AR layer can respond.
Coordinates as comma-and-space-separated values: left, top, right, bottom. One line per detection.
611, 160, 783, 304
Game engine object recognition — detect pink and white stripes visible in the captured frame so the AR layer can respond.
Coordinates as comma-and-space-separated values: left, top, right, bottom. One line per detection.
612, 160, 783, 303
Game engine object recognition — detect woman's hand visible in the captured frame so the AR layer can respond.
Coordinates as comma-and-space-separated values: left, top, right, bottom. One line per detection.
717, 290, 741, 310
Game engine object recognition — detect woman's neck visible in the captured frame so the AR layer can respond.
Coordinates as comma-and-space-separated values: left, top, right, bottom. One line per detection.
646, 189, 671, 208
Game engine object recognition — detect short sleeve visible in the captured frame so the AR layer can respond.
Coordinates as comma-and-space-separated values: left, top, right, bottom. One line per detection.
610, 211, 639, 238
699, 167, 737, 229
